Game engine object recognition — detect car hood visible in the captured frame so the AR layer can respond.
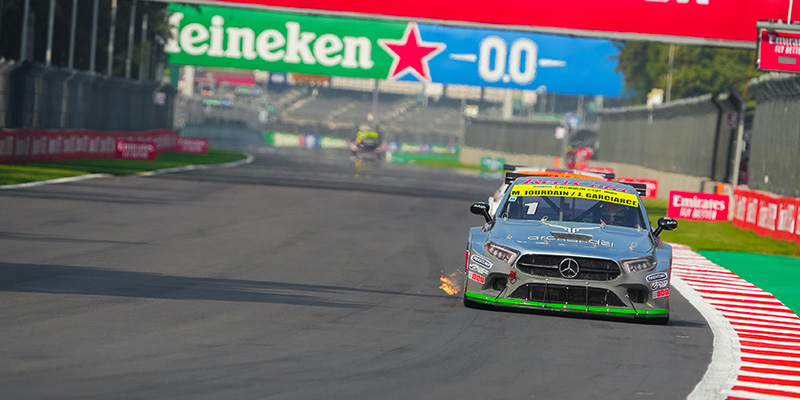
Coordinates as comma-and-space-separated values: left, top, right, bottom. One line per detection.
488, 218, 655, 259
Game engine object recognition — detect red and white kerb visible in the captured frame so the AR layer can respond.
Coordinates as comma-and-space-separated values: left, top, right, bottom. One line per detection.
671, 244, 800, 400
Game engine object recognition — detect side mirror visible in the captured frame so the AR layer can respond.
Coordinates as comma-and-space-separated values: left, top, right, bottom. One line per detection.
653, 217, 678, 238
470, 202, 492, 223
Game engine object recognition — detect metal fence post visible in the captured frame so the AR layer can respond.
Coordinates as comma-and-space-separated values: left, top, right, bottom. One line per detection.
125, 0, 137, 79
68, 0, 78, 69
107, 0, 118, 76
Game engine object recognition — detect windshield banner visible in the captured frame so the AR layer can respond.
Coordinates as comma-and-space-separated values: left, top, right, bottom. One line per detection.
166, 4, 622, 95
510, 184, 639, 207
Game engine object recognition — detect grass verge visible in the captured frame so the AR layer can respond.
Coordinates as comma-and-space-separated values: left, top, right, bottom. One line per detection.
0, 148, 246, 185
645, 198, 798, 256
402, 158, 492, 172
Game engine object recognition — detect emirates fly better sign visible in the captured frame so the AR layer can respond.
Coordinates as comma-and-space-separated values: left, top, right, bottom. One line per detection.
757, 23, 800, 73
667, 191, 729, 222
165, 4, 622, 95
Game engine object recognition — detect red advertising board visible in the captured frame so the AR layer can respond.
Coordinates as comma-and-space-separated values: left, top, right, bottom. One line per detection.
731, 187, 750, 228
115, 140, 157, 160
774, 196, 797, 241
617, 178, 658, 198
0, 129, 176, 164
758, 27, 800, 73
732, 187, 800, 243
209, 0, 796, 46
668, 191, 729, 221
796, 198, 800, 245
754, 192, 780, 236
176, 137, 209, 154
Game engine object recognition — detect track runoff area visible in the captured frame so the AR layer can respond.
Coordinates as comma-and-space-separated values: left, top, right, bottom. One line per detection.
671, 245, 800, 400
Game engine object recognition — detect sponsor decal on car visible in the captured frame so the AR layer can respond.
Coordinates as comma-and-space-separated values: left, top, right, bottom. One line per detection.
646, 272, 668, 282
650, 280, 669, 290
470, 254, 493, 269
653, 288, 670, 299
469, 272, 485, 284
510, 184, 639, 207
527, 235, 614, 247
469, 264, 489, 275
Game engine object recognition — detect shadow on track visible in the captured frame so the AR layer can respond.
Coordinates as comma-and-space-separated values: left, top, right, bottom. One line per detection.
0, 262, 450, 307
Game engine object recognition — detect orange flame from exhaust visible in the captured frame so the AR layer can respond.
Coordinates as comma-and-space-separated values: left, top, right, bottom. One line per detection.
439, 271, 461, 295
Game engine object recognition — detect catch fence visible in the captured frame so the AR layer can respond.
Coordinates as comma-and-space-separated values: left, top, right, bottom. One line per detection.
747, 73, 800, 198
464, 117, 563, 156
0, 59, 176, 131
595, 93, 742, 181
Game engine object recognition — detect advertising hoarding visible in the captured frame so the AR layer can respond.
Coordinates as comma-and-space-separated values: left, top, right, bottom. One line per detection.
166, 4, 622, 95
668, 191, 729, 222
201, 0, 794, 47
757, 23, 800, 73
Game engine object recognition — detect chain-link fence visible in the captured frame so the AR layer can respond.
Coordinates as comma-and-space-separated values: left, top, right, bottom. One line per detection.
596, 93, 741, 180
464, 117, 563, 156
747, 73, 800, 197
175, 96, 264, 132
0, 59, 176, 131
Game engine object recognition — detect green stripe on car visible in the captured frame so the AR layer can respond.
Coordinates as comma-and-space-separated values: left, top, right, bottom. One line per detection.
465, 292, 668, 317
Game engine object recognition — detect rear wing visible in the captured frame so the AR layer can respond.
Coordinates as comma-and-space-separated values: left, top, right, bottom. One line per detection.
503, 164, 610, 184
617, 181, 648, 197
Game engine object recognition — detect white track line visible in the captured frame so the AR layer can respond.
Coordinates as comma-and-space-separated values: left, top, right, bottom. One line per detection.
0, 173, 112, 189
0, 152, 254, 189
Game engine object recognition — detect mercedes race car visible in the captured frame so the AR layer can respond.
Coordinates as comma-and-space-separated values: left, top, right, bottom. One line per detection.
487, 165, 611, 215
465, 176, 677, 324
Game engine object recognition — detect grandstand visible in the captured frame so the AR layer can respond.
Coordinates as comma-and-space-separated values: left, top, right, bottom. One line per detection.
175, 68, 604, 145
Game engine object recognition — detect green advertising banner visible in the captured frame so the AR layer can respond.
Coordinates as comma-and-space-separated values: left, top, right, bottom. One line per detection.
166, 4, 405, 79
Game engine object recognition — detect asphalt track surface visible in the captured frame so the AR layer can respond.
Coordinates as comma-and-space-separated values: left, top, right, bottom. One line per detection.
0, 147, 713, 400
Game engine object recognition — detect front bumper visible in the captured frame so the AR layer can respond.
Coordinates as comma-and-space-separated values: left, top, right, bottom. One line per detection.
464, 248, 670, 319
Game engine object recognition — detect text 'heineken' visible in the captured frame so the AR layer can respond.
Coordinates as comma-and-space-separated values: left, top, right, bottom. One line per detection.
166, 13, 376, 70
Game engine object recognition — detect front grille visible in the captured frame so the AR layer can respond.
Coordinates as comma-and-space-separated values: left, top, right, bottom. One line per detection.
509, 283, 626, 307
516, 254, 620, 281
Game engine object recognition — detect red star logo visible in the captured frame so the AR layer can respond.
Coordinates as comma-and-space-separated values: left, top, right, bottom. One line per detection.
378, 23, 445, 82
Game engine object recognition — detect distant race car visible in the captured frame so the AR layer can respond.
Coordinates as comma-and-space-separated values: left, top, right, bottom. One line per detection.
349, 131, 384, 160
465, 175, 677, 324
487, 165, 611, 215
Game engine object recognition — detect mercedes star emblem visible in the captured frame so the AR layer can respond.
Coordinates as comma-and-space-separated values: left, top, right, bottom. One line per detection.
559, 258, 580, 279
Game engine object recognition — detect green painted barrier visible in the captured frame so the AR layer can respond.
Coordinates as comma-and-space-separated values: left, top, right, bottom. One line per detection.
389, 152, 459, 164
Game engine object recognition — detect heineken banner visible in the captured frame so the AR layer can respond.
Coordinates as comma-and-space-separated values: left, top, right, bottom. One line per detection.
166, 4, 622, 95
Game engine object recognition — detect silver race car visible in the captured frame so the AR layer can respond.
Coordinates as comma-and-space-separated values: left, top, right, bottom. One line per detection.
465, 176, 677, 324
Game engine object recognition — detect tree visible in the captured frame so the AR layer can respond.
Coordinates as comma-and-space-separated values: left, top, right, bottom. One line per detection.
615, 41, 759, 104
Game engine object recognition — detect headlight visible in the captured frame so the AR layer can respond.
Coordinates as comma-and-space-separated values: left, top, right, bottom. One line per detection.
621, 257, 656, 274
486, 242, 520, 264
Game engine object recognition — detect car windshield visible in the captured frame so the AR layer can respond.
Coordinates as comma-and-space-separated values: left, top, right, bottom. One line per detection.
499, 188, 645, 229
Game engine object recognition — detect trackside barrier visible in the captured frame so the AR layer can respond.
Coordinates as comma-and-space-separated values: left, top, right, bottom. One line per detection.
0, 129, 177, 164
263, 131, 459, 154
732, 187, 799, 244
